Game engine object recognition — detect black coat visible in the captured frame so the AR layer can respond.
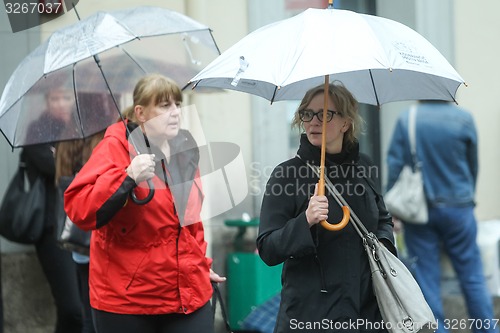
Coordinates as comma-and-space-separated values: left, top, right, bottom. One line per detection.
257, 135, 395, 333
21, 111, 71, 231
21, 143, 57, 231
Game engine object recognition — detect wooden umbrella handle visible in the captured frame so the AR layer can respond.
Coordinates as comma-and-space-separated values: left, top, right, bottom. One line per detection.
318, 75, 349, 231
318, 179, 350, 231
320, 207, 350, 231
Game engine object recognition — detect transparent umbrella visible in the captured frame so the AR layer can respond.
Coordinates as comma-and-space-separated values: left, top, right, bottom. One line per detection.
0, 5, 220, 204
0, 5, 220, 148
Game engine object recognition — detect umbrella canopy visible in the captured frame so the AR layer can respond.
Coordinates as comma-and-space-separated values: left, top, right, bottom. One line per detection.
76, 53, 200, 95
189, 7, 464, 105
189, 6, 465, 231
0, 6, 220, 148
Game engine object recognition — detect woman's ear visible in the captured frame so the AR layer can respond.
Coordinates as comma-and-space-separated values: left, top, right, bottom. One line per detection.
134, 105, 146, 123
341, 120, 351, 133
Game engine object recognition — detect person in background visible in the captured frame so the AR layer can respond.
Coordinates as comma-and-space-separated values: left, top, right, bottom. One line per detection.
64, 74, 225, 333
257, 82, 395, 333
386, 100, 497, 333
21, 86, 83, 332
55, 130, 105, 333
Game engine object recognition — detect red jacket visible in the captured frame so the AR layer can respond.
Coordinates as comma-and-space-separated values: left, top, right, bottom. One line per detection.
64, 121, 212, 315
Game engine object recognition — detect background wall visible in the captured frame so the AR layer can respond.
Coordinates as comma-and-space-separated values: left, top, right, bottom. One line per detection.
453, 0, 500, 221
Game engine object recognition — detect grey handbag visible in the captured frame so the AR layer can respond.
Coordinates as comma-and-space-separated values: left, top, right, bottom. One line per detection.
384, 105, 428, 224
307, 163, 436, 333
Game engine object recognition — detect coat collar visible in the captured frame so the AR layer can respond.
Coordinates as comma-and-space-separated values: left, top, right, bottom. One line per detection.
296, 133, 359, 166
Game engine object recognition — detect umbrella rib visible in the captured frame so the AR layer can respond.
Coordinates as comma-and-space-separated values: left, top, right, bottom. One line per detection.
368, 69, 380, 107
270, 86, 278, 104
91, 54, 143, 154
208, 30, 221, 55
119, 47, 147, 74
72, 64, 85, 137
0, 128, 14, 151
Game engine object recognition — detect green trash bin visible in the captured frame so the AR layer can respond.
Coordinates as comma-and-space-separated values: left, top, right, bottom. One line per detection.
225, 218, 282, 330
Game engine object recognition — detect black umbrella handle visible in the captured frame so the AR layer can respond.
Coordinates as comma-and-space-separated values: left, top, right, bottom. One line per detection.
130, 179, 155, 205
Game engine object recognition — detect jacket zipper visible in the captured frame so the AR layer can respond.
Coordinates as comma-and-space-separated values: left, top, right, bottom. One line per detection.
163, 159, 185, 313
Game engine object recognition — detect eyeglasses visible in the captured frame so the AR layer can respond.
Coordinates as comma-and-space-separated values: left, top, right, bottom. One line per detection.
298, 109, 342, 123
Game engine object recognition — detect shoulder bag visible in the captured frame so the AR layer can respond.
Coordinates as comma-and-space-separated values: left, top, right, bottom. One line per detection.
55, 177, 90, 255
307, 163, 436, 333
56, 214, 90, 255
0, 162, 45, 244
384, 105, 428, 224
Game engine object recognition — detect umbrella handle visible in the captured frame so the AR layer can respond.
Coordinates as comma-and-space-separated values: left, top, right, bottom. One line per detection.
130, 179, 155, 205
317, 179, 350, 231
317, 75, 349, 231
320, 206, 350, 231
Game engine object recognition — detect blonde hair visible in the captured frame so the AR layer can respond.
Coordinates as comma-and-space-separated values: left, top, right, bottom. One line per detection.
123, 74, 183, 122
291, 82, 363, 150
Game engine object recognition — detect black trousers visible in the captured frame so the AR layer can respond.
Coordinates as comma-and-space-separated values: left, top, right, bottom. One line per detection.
92, 301, 215, 333
35, 227, 82, 333
76, 262, 96, 333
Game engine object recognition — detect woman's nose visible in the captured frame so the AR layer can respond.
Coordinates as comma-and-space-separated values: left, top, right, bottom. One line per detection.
171, 104, 181, 116
310, 115, 321, 125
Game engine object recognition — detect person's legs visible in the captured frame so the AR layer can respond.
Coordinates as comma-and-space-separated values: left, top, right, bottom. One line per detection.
76, 262, 96, 333
93, 302, 214, 333
159, 301, 214, 333
438, 206, 497, 333
92, 309, 156, 333
35, 228, 82, 333
404, 210, 447, 333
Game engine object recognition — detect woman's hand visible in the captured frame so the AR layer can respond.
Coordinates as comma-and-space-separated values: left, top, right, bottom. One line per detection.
305, 184, 329, 227
126, 154, 156, 184
210, 269, 226, 283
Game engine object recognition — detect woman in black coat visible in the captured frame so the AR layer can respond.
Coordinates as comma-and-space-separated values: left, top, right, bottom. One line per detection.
21, 87, 82, 332
257, 83, 396, 333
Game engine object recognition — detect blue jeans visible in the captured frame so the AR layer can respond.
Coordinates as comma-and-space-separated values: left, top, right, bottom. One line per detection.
404, 206, 497, 333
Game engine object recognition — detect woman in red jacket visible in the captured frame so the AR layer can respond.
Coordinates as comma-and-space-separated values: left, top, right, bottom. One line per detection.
64, 74, 225, 333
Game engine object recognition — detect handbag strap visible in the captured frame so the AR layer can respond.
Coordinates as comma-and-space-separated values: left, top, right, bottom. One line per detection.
408, 105, 420, 168
212, 283, 233, 333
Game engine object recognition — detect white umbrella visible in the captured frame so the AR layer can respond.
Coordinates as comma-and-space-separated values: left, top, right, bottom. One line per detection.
189, 8, 463, 105
189, 6, 465, 230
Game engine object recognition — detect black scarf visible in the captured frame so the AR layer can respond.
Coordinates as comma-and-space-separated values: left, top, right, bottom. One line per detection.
296, 133, 359, 167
